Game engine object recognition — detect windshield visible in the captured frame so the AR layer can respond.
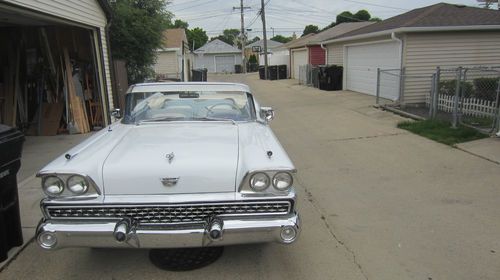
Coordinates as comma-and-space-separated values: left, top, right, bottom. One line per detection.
123, 90, 256, 123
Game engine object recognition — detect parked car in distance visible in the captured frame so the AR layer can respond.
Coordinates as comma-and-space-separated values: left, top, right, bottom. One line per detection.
35, 82, 300, 250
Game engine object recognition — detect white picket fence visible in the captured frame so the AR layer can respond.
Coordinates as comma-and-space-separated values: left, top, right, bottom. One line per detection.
426, 94, 498, 117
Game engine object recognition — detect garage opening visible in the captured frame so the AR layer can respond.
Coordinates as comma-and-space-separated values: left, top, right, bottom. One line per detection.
0, 10, 106, 136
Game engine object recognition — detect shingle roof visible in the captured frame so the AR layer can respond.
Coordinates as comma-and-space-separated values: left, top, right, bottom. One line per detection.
336, 3, 500, 40
309, 22, 374, 44
277, 33, 316, 49
245, 39, 283, 49
194, 39, 241, 54
161, 29, 187, 49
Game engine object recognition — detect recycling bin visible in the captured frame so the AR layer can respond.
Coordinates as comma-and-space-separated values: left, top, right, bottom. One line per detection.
191, 68, 207, 82
0, 124, 24, 262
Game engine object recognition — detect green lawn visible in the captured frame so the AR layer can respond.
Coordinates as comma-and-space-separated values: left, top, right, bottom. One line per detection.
397, 119, 488, 145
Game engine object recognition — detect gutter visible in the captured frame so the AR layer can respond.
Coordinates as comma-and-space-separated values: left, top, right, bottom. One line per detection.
320, 43, 328, 64
320, 25, 500, 45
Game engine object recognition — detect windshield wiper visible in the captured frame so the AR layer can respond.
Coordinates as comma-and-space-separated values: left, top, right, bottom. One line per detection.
193, 117, 236, 124
137, 116, 186, 124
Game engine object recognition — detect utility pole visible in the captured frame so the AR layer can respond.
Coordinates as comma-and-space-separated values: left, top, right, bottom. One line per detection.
271, 27, 275, 37
233, 1, 251, 73
260, 0, 269, 79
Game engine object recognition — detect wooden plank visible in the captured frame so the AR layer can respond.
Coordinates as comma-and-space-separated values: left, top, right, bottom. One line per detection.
63, 48, 89, 133
40, 102, 64, 136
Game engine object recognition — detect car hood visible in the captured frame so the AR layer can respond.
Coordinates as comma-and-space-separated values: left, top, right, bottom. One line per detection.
102, 123, 239, 195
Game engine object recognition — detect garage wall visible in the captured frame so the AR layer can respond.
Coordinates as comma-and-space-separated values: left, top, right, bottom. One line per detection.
4, 0, 114, 114
326, 44, 343, 65
291, 48, 308, 79
154, 51, 179, 79
308, 45, 326, 65
193, 53, 241, 73
404, 31, 500, 103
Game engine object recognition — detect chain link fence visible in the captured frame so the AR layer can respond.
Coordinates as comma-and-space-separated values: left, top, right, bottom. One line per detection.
377, 66, 500, 135
298, 64, 319, 88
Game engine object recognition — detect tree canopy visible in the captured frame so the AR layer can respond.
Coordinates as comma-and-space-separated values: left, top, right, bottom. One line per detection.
271, 35, 293, 43
109, 0, 172, 84
302, 24, 320, 36
211, 29, 241, 47
188, 27, 208, 50
321, 9, 379, 31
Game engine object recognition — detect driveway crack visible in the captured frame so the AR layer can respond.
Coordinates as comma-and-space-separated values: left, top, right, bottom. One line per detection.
300, 180, 369, 280
329, 132, 407, 142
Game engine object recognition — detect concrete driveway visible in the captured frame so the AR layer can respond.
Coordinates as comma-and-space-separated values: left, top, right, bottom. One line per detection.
1, 74, 499, 280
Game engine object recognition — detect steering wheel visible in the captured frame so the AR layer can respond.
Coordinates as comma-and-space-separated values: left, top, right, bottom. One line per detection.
205, 103, 240, 115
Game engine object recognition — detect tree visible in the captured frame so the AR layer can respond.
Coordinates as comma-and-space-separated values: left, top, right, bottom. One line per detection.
109, 0, 172, 84
172, 19, 189, 29
187, 27, 208, 50
302, 25, 319, 36
336, 11, 355, 24
211, 29, 240, 46
271, 35, 292, 43
354, 10, 371, 21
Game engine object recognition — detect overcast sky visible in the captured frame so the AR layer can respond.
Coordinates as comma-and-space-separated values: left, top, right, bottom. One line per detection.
168, 0, 488, 38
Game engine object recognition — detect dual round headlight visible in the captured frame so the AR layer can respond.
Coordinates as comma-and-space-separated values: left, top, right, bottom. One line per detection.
42, 175, 89, 197
249, 172, 293, 192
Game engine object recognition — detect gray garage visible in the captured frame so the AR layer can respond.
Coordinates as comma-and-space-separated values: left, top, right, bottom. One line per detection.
193, 39, 242, 73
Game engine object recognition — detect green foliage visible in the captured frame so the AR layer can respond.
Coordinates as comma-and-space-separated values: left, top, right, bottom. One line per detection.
171, 19, 188, 29
354, 10, 371, 21
336, 11, 355, 24
187, 27, 208, 50
211, 29, 241, 46
247, 36, 261, 45
109, 0, 172, 84
302, 25, 319, 36
370, 17, 382, 22
248, 54, 258, 64
473, 77, 499, 101
397, 120, 487, 145
271, 35, 292, 43
439, 80, 474, 97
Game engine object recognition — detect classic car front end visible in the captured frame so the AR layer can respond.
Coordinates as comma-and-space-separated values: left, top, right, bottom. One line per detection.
35, 82, 300, 250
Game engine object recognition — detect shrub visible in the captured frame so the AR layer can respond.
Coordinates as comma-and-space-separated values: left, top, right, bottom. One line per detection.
248, 54, 258, 64
473, 77, 499, 101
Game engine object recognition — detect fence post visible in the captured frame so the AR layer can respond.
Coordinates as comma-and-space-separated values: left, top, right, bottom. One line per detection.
431, 67, 440, 119
452, 67, 462, 128
429, 73, 436, 118
399, 67, 405, 106
376, 68, 381, 105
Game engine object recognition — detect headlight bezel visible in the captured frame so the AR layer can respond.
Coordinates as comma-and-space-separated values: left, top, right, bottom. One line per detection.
38, 173, 100, 199
241, 169, 296, 194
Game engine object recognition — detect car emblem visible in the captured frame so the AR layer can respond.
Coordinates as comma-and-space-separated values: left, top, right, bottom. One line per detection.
166, 152, 175, 164
161, 177, 179, 187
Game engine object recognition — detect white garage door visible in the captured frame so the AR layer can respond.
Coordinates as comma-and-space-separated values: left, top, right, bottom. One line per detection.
215, 55, 235, 73
345, 41, 401, 100
292, 49, 308, 79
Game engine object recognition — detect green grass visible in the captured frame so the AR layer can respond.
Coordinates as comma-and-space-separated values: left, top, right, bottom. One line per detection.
397, 119, 488, 145
462, 116, 494, 128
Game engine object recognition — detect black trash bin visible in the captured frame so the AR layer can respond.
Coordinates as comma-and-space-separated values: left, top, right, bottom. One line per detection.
268, 66, 278, 80
258, 66, 265, 80
235, 64, 242, 74
0, 125, 24, 262
191, 68, 207, 82
278, 65, 287, 80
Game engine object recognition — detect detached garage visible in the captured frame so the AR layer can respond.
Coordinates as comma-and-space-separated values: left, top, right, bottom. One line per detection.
344, 41, 401, 100
193, 39, 242, 74
322, 3, 500, 103
0, 0, 115, 135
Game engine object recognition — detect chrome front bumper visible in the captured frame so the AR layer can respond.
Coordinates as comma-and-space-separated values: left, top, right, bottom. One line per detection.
35, 213, 300, 250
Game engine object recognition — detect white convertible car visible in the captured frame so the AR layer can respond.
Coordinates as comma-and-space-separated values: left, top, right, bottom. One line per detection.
36, 82, 300, 250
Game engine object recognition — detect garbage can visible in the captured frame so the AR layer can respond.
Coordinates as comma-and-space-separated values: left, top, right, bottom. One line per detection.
235, 64, 242, 74
268, 66, 278, 80
191, 68, 208, 82
258, 66, 266, 80
278, 65, 287, 80
0, 125, 24, 262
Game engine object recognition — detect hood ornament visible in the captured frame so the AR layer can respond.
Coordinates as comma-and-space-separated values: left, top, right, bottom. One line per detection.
166, 152, 175, 164
161, 177, 179, 187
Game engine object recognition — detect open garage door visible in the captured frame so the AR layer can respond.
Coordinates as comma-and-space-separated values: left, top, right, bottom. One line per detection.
291, 49, 307, 80
215, 55, 235, 73
345, 41, 401, 100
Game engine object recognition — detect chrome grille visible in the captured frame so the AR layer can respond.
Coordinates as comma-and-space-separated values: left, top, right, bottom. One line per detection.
45, 201, 292, 224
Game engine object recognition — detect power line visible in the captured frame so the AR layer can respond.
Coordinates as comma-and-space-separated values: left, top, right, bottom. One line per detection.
341, 0, 408, 11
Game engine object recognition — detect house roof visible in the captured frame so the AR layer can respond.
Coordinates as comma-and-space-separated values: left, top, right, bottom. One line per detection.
332, 3, 500, 42
308, 22, 374, 44
277, 33, 316, 50
194, 39, 241, 54
245, 39, 283, 49
161, 28, 187, 49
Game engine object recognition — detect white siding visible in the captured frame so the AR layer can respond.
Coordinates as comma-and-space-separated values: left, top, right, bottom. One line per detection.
327, 44, 343, 65
404, 31, 500, 103
193, 53, 242, 73
154, 51, 180, 79
4, 0, 114, 112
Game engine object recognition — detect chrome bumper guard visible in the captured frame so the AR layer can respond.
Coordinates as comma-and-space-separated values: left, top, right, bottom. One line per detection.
36, 213, 300, 250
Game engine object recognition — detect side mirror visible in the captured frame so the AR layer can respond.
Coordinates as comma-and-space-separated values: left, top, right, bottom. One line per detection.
111, 108, 122, 119
260, 107, 275, 122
